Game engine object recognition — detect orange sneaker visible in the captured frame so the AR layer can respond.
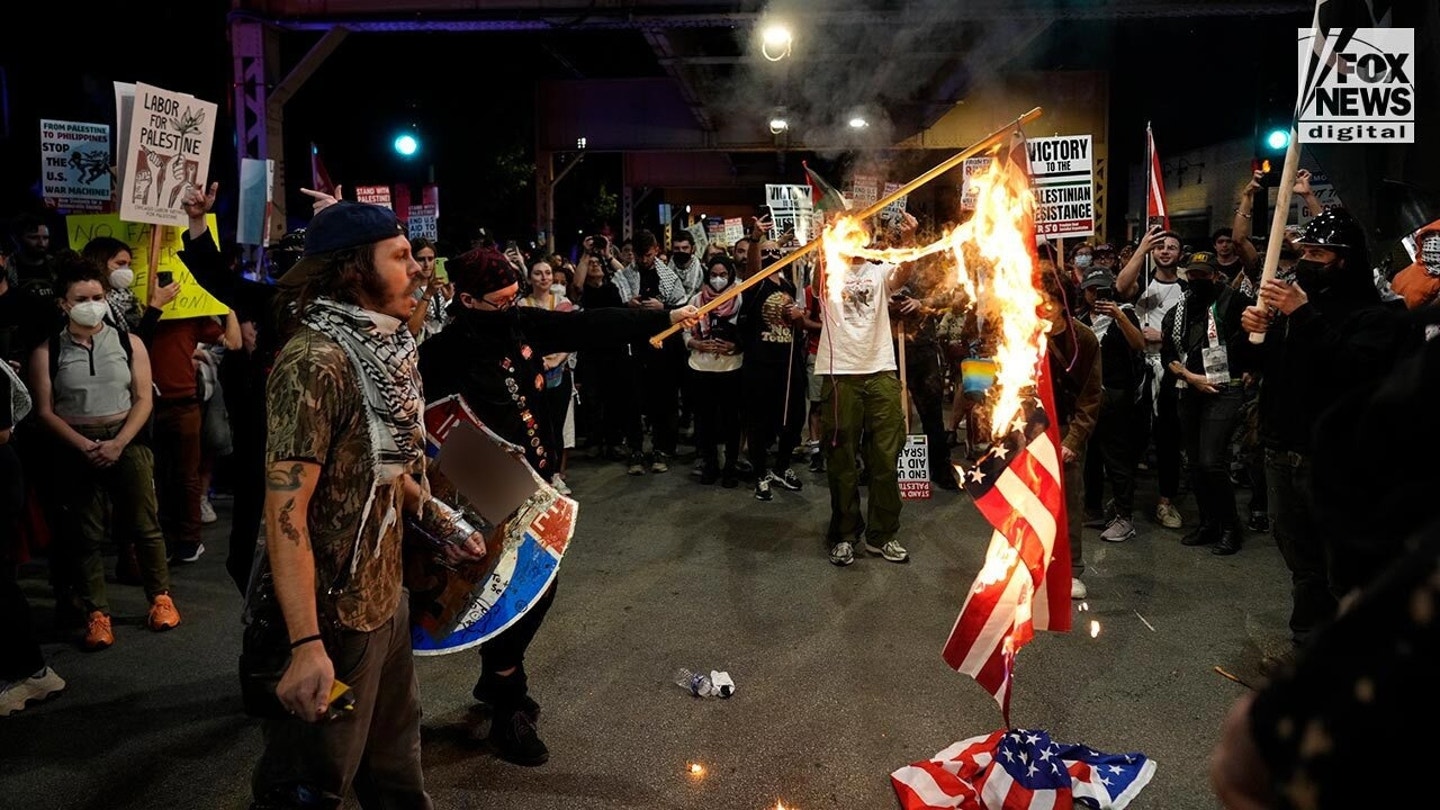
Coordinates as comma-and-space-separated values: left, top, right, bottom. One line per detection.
84, 611, 114, 650
147, 594, 181, 631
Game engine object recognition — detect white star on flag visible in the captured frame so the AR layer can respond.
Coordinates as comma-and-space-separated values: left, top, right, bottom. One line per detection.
967, 467, 986, 484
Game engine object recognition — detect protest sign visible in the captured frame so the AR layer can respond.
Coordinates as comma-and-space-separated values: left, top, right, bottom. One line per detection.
1027, 135, 1095, 239
41, 120, 111, 211
723, 217, 745, 246
237, 158, 274, 247
408, 204, 438, 241
119, 83, 217, 227
67, 213, 229, 320
961, 157, 994, 212
898, 435, 932, 500
355, 185, 393, 209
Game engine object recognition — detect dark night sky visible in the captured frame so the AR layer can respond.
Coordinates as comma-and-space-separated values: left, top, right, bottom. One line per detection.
0, 2, 1310, 250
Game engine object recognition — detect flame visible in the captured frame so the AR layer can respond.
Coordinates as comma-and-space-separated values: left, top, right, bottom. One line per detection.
817, 152, 1045, 441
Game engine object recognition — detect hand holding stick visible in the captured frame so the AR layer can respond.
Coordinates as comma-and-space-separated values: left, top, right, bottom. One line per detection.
646, 107, 1045, 348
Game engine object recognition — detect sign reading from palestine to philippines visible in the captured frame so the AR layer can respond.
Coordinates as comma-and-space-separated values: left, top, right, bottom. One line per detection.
1026, 135, 1095, 239
40, 120, 112, 211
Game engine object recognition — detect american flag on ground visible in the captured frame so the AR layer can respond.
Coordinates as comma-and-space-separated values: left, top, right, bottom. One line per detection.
942, 359, 1071, 724
891, 728, 1157, 810
1145, 123, 1169, 231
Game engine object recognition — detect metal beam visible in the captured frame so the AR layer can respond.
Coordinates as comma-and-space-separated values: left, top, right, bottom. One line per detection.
243, 2, 1311, 33
270, 27, 349, 107
641, 26, 714, 133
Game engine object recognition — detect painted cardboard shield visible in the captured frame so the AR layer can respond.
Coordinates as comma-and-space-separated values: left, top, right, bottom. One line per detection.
407, 395, 577, 656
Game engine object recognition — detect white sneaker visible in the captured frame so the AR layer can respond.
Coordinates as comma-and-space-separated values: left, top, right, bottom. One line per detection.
1155, 502, 1183, 529
864, 539, 910, 563
199, 498, 217, 524
1071, 578, 1088, 599
551, 475, 572, 496
0, 667, 66, 716
1100, 516, 1137, 543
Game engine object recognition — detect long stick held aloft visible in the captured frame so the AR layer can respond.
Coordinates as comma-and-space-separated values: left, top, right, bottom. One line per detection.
647, 106, 1045, 348
1251, 0, 1327, 346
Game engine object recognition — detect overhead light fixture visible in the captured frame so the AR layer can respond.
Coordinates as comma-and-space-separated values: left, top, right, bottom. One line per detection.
848, 116, 868, 130
761, 22, 792, 61
393, 132, 419, 157
577, 136, 587, 149
769, 118, 789, 134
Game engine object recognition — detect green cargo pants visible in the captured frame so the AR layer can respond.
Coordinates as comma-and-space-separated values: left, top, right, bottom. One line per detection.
818, 371, 905, 548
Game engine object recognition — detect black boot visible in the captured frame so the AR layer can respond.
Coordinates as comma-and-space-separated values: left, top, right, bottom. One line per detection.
1181, 523, 1219, 546
490, 705, 549, 766
1212, 528, 1242, 556
472, 669, 540, 720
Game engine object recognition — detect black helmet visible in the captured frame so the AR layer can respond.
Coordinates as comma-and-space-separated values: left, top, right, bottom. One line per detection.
265, 228, 307, 278
1296, 208, 1367, 262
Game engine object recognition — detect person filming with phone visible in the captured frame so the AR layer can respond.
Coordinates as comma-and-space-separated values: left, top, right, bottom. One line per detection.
1116, 225, 1187, 531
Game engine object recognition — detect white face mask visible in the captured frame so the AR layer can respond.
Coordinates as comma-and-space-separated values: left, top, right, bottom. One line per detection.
68, 300, 109, 328
1073, 254, 1093, 269
708, 276, 730, 292
109, 266, 135, 290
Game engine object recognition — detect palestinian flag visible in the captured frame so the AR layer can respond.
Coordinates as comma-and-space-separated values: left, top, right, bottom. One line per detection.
803, 161, 851, 212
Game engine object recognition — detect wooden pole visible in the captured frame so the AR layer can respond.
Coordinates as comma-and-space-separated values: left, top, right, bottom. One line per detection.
1248, 131, 1303, 346
647, 106, 1045, 348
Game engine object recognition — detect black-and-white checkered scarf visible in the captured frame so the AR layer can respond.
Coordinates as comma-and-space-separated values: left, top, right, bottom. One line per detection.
302, 297, 424, 482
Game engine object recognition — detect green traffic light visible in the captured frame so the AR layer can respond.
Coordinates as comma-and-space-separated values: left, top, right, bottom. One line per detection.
1265, 129, 1289, 151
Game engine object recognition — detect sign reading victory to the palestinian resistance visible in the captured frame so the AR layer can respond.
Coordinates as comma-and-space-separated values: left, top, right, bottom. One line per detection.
1026, 135, 1095, 239
409, 396, 578, 656
119, 83, 217, 228
40, 120, 111, 211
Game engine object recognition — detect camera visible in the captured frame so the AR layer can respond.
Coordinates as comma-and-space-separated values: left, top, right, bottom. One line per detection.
1094, 288, 1115, 301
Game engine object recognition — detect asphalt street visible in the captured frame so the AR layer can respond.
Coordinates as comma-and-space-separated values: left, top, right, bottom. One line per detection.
0, 445, 1292, 809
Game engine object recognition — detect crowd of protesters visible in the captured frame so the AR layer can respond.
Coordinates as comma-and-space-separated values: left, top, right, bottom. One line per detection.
3, 159, 1438, 810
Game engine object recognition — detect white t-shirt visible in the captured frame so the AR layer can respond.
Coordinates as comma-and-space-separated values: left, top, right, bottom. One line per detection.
1135, 275, 1184, 353
814, 261, 898, 375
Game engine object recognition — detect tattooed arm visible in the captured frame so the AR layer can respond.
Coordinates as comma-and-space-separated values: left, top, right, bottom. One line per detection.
264, 459, 335, 721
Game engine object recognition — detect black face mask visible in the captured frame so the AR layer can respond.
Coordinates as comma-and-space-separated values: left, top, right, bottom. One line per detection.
673, 252, 692, 268
1187, 278, 1219, 302
1293, 258, 1335, 293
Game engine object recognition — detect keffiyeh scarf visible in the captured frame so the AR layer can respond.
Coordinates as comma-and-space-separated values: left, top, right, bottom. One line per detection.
302, 297, 425, 481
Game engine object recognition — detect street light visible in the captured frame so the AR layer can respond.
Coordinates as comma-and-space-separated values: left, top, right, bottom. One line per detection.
761, 22, 792, 61
1265, 128, 1290, 151
393, 132, 419, 157
848, 116, 868, 129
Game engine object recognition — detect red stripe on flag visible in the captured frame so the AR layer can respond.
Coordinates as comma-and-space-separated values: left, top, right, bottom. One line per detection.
1145, 125, 1170, 231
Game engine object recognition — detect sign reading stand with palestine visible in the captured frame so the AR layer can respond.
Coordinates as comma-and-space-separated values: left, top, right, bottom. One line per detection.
119, 83, 217, 228
40, 120, 111, 211
897, 435, 932, 500
1026, 135, 1095, 239
355, 185, 394, 209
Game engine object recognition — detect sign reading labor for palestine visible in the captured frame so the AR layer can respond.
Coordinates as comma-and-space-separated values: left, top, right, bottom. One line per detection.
1026, 135, 1095, 239
119, 83, 217, 228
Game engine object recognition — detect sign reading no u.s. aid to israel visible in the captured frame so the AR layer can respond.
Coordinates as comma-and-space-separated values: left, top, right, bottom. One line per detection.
1298, 27, 1414, 144
1027, 135, 1095, 239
